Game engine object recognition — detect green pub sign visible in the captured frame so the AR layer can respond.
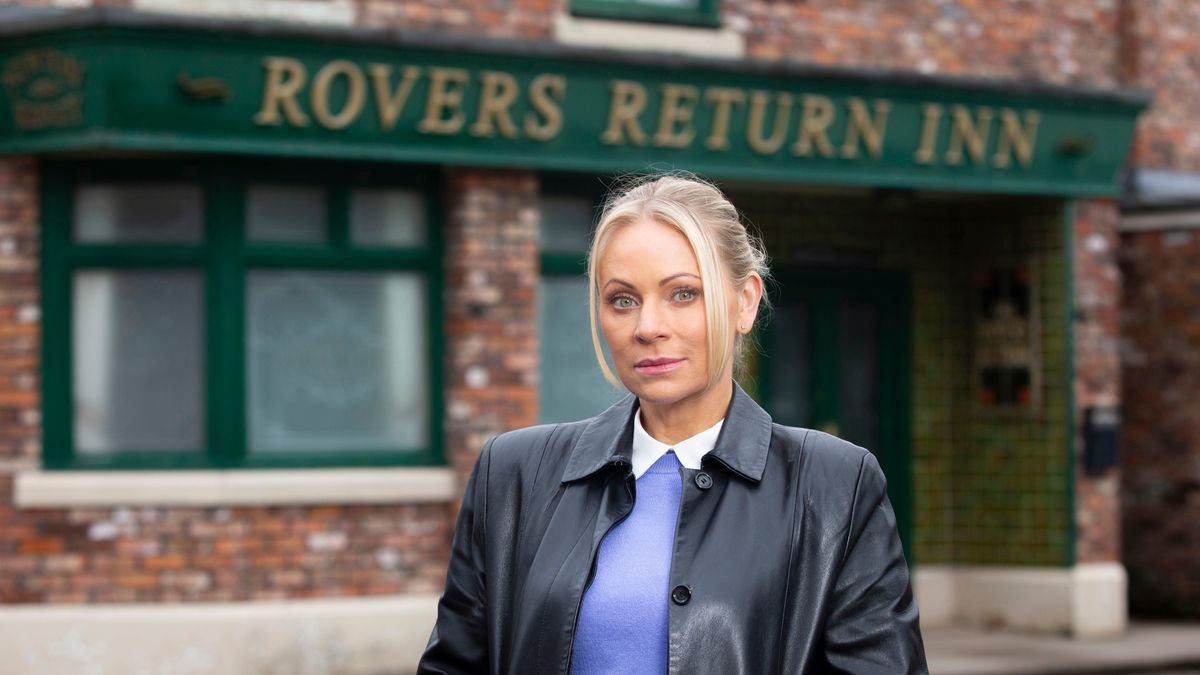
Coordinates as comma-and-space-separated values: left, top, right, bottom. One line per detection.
0, 21, 1146, 195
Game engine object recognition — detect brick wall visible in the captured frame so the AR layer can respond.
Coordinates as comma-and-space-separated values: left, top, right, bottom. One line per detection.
1119, 227, 1200, 616
355, 0, 1124, 89
0, 156, 40, 471
1121, 0, 1200, 171
442, 167, 540, 484
0, 155, 42, 598
734, 0, 1120, 88
1112, 0, 1200, 618
1072, 199, 1122, 564
0, 503, 450, 603
357, 0, 553, 39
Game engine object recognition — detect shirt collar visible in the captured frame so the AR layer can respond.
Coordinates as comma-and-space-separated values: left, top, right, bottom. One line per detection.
631, 408, 724, 479
561, 381, 774, 484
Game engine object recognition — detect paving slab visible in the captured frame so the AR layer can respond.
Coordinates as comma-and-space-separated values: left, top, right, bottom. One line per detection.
925, 622, 1200, 675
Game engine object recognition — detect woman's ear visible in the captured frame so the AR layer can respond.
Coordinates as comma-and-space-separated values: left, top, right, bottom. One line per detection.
736, 272, 764, 335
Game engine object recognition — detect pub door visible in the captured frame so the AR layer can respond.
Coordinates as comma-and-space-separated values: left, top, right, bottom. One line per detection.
761, 267, 913, 561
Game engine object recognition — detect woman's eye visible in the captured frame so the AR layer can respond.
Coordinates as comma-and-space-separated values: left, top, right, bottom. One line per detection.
673, 288, 699, 302
611, 296, 636, 309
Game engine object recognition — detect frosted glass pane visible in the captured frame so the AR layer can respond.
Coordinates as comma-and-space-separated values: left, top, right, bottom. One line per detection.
247, 271, 428, 453
538, 277, 624, 424
74, 184, 202, 243
246, 185, 326, 244
73, 270, 205, 454
350, 189, 425, 247
539, 195, 594, 253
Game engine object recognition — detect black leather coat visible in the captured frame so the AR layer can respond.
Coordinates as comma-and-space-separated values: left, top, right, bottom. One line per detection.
418, 383, 927, 674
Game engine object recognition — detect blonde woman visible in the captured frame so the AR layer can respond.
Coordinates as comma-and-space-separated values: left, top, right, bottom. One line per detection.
419, 174, 926, 674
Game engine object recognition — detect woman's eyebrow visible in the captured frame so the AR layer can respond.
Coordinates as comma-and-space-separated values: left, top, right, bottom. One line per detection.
603, 278, 636, 290
659, 273, 700, 286
603, 273, 700, 291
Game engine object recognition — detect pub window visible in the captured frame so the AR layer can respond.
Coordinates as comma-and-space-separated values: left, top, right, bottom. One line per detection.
570, 0, 720, 28
43, 160, 441, 469
537, 179, 624, 424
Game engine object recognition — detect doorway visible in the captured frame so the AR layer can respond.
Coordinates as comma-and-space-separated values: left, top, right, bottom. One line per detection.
761, 266, 913, 560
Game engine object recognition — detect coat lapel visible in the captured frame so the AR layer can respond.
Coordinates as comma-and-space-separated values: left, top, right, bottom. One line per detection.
560, 393, 637, 483
560, 381, 774, 484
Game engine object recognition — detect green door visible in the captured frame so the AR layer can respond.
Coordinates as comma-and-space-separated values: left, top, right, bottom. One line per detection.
761, 267, 913, 561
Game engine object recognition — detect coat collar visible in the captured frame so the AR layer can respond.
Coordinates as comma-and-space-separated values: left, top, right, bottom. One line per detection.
561, 381, 774, 484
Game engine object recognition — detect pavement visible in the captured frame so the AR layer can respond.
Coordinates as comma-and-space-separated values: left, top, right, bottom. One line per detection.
925, 622, 1200, 675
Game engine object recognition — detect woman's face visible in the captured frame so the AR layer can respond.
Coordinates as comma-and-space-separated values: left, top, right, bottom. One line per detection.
596, 218, 734, 410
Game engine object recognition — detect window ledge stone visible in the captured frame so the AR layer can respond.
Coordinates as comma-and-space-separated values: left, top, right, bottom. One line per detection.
553, 12, 744, 59
14, 467, 459, 509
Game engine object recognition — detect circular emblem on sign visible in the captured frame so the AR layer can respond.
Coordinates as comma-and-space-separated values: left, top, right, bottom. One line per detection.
2, 48, 85, 131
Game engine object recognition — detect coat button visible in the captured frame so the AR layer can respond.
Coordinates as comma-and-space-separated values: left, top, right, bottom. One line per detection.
671, 585, 691, 605
694, 472, 713, 489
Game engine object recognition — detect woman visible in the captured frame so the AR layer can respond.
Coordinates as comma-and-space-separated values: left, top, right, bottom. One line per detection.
418, 174, 927, 674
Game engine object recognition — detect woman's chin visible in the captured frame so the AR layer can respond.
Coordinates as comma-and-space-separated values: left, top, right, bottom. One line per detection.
625, 381, 701, 409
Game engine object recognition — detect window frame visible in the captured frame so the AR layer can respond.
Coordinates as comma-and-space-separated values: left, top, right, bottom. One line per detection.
41, 159, 445, 470
569, 0, 720, 28
538, 175, 601, 278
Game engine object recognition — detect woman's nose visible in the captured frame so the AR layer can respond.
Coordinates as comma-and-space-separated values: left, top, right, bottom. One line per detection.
634, 302, 668, 343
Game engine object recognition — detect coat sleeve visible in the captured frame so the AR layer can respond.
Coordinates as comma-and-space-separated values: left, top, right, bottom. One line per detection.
417, 438, 493, 675
822, 451, 928, 674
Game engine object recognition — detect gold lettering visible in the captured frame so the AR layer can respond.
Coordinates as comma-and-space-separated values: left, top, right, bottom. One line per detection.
418, 67, 470, 136
944, 105, 993, 166
993, 109, 1040, 169
470, 71, 520, 139
703, 87, 745, 151
310, 60, 366, 130
653, 84, 699, 149
840, 97, 891, 160
746, 91, 793, 155
368, 64, 421, 132
254, 56, 310, 127
792, 95, 835, 158
601, 80, 648, 146
913, 103, 943, 165
524, 74, 566, 142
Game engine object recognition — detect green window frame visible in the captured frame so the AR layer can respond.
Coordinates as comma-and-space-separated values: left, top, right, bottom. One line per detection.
41, 159, 444, 470
539, 175, 597, 277
570, 0, 720, 28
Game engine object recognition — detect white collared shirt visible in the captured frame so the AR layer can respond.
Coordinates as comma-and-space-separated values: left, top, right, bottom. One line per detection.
631, 408, 724, 479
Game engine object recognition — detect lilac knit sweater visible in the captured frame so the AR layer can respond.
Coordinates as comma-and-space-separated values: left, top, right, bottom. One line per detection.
569, 451, 683, 675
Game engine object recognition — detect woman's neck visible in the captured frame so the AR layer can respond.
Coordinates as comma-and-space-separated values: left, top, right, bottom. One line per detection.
638, 380, 733, 446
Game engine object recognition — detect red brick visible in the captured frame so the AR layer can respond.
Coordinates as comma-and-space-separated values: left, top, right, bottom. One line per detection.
143, 555, 187, 571
19, 538, 62, 555
116, 574, 158, 590
1120, 220, 1200, 617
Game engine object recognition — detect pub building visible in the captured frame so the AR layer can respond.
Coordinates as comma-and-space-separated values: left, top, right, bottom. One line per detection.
0, 4, 1148, 673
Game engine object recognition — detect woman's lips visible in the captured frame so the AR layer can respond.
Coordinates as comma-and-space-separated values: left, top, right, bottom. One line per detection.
634, 358, 684, 376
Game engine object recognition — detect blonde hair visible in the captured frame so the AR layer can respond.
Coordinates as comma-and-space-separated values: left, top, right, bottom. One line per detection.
586, 173, 772, 391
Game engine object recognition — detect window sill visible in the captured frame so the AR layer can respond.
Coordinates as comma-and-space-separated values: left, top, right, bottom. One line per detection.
553, 12, 744, 59
14, 467, 459, 509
